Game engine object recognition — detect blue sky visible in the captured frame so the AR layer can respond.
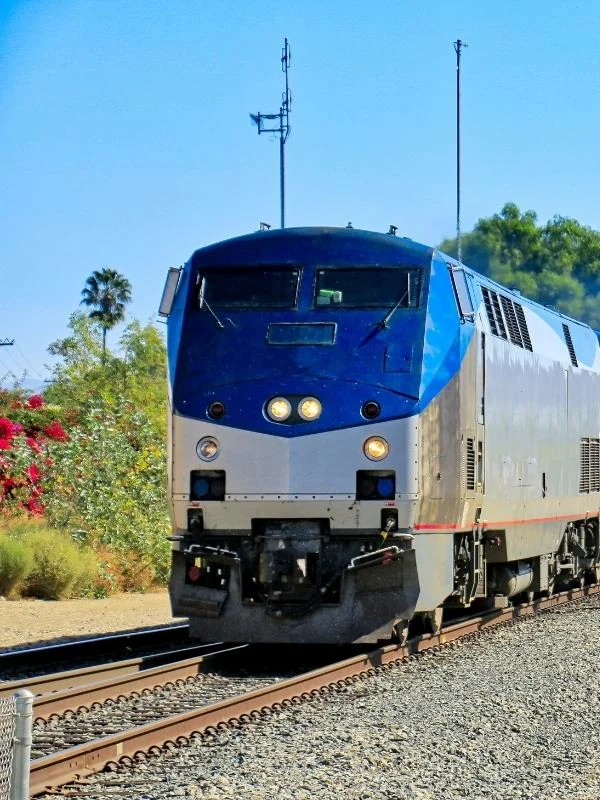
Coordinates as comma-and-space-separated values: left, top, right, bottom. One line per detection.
1, 0, 600, 384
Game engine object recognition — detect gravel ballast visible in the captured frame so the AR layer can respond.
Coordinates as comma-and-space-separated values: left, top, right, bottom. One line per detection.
38, 597, 600, 800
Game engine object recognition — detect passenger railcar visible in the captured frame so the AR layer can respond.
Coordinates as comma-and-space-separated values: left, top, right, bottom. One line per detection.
160, 226, 600, 643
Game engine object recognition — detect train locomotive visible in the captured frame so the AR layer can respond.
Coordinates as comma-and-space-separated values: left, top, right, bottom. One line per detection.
161, 226, 600, 643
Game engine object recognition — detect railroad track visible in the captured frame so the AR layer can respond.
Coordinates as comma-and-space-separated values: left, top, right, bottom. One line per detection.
0, 642, 243, 717
0, 622, 190, 674
28, 583, 600, 797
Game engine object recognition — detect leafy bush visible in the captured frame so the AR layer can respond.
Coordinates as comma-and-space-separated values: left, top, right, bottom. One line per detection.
43, 402, 170, 589
0, 314, 171, 595
21, 528, 97, 600
0, 535, 33, 597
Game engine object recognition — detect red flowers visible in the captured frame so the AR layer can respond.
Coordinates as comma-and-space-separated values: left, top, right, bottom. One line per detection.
44, 421, 68, 442
0, 393, 68, 517
26, 437, 42, 453
27, 464, 41, 483
0, 418, 22, 440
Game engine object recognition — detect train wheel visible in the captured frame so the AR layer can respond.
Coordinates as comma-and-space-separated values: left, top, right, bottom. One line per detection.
422, 607, 444, 635
392, 619, 409, 645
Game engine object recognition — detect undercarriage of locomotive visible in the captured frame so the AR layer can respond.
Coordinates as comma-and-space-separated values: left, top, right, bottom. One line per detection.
449, 517, 600, 612
170, 514, 600, 643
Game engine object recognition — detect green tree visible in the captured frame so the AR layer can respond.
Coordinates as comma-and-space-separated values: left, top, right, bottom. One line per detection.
45, 312, 167, 434
439, 203, 600, 328
81, 268, 132, 359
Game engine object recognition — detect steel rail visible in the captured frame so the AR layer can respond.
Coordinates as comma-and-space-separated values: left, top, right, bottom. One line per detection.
28, 644, 247, 722
29, 584, 600, 797
0, 622, 190, 673
0, 642, 227, 703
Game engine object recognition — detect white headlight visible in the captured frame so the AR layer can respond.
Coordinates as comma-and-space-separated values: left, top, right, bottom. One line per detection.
298, 397, 322, 421
197, 436, 220, 461
364, 436, 389, 461
267, 396, 292, 421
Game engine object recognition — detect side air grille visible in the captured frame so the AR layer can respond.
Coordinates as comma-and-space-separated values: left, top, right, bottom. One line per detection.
481, 286, 533, 351
562, 324, 578, 367
514, 303, 533, 350
500, 295, 524, 347
490, 292, 507, 339
580, 438, 600, 493
466, 438, 476, 492
481, 287, 500, 336
593, 439, 600, 492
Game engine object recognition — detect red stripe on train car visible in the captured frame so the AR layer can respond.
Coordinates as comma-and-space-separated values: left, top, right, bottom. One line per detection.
414, 511, 599, 532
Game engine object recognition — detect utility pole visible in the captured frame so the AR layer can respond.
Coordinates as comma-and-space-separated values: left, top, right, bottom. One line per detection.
0, 339, 14, 347
453, 38, 467, 262
250, 38, 292, 228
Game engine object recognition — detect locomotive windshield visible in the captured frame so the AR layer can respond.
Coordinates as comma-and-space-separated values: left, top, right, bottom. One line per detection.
199, 268, 300, 308
315, 267, 421, 308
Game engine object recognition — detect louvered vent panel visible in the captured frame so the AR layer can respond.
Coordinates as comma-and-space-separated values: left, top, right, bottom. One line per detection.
490, 292, 508, 339
514, 303, 533, 351
500, 296, 524, 347
466, 438, 476, 491
482, 287, 534, 352
591, 438, 600, 492
562, 324, 578, 367
481, 287, 499, 335
580, 438, 591, 493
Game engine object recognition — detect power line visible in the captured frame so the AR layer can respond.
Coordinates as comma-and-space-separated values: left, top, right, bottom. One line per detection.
14, 343, 45, 380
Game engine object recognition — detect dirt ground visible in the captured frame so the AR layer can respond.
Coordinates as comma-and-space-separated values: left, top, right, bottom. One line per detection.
0, 589, 187, 649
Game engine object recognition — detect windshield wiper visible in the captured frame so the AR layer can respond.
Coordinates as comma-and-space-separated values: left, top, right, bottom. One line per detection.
197, 276, 225, 329
378, 273, 413, 329
379, 290, 409, 329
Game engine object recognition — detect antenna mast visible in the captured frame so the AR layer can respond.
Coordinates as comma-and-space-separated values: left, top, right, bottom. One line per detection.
250, 38, 292, 229
453, 38, 467, 262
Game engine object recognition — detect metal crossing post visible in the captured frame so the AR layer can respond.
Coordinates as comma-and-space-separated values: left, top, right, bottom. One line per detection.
9, 691, 32, 800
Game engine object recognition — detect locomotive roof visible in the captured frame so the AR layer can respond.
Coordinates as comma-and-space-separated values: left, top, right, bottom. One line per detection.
190, 226, 434, 266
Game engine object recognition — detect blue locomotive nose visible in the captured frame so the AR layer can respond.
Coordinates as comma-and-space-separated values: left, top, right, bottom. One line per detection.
171, 229, 437, 435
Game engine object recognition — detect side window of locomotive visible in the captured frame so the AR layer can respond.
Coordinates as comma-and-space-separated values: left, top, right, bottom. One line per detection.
198, 268, 300, 309
314, 268, 422, 308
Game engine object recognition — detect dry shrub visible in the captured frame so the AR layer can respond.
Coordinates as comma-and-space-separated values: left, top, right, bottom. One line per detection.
92, 546, 126, 597
87, 546, 155, 596
0, 536, 33, 597
115, 552, 156, 593
21, 527, 98, 600
2, 516, 47, 537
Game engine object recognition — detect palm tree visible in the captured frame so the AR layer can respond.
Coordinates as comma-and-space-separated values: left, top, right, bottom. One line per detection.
81, 268, 133, 360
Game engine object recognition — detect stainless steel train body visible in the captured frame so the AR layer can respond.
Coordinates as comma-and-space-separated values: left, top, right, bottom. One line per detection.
162, 227, 600, 643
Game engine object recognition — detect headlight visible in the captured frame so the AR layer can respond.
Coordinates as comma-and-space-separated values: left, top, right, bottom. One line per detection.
363, 436, 389, 461
298, 397, 322, 421
266, 396, 292, 421
196, 436, 220, 461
